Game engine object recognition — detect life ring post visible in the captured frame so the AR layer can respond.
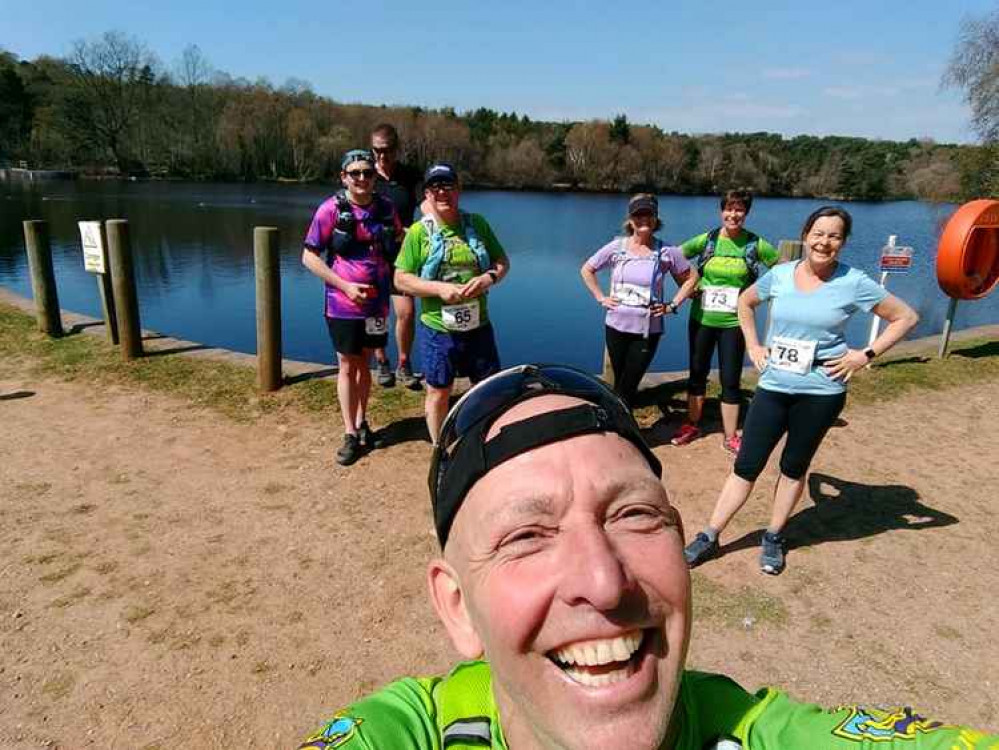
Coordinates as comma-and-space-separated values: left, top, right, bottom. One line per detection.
938, 298, 959, 358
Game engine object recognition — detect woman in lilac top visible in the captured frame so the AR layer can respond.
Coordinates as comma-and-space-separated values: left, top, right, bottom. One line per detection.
580, 194, 699, 408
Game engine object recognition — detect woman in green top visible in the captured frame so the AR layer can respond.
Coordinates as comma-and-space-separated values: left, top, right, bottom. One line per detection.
671, 189, 778, 454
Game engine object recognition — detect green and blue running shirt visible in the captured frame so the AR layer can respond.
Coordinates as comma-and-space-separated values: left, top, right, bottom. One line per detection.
299, 660, 998, 749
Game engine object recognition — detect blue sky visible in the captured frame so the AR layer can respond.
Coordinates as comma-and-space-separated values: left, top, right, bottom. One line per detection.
3, 0, 996, 143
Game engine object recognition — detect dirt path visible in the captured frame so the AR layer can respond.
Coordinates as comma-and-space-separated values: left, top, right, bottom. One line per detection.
1, 371, 996, 748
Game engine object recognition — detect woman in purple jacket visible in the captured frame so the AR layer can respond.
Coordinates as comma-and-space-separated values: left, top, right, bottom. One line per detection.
580, 194, 698, 408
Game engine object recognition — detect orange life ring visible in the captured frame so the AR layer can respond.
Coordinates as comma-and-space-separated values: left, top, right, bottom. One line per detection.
936, 199, 999, 300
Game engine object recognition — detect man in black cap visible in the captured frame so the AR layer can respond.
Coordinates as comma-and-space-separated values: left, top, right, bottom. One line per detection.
394, 163, 510, 444
299, 365, 998, 749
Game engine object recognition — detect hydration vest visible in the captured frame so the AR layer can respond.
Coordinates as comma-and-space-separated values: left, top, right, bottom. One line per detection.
609, 236, 667, 306
329, 191, 396, 257
418, 211, 492, 280
697, 228, 761, 283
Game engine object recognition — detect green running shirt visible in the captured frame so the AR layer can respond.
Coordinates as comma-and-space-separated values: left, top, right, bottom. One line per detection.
299, 660, 998, 749
681, 230, 779, 329
395, 214, 506, 334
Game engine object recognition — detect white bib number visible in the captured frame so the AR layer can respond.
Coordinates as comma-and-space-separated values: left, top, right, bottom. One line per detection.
611, 281, 652, 307
365, 316, 387, 336
770, 336, 817, 375
701, 285, 739, 313
442, 302, 481, 332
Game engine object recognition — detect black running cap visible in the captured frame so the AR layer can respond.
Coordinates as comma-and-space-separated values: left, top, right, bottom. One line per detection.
628, 195, 658, 215
432, 400, 662, 546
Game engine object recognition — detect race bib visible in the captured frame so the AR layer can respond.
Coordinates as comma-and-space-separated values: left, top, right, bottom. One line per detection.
701, 285, 739, 313
611, 281, 652, 307
442, 302, 481, 332
365, 316, 387, 336
770, 336, 817, 375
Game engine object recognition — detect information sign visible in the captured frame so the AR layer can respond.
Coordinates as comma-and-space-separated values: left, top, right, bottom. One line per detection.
79, 221, 106, 274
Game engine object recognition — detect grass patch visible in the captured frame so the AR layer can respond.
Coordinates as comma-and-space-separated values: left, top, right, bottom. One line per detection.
692, 571, 788, 629
41, 672, 75, 699
3, 302, 997, 425
123, 604, 156, 623
0, 302, 422, 424
39, 561, 82, 584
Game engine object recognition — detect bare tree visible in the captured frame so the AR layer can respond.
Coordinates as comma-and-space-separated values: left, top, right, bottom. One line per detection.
944, 9, 999, 142
66, 30, 158, 170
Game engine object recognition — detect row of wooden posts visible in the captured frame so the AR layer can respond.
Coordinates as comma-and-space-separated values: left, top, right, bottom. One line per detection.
21, 222, 807, 396
20, 220, 285, 392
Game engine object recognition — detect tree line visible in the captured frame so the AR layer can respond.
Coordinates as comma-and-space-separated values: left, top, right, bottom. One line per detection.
0, 30, 988, 202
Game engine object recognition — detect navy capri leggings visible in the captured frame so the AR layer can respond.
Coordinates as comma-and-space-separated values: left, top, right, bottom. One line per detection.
688, 317, 745, 404
734, 387, 846, 482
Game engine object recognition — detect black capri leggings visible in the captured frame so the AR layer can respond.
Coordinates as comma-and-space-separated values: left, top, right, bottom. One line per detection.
605, 326, 662, 408
734, 387, 846, 482
687, 317, 745, 404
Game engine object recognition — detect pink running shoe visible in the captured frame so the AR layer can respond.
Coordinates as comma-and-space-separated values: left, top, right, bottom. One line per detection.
670, 423, 701, 446
722, 434, 742, 456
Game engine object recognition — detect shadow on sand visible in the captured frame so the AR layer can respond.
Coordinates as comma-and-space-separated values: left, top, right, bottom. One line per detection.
714, 471, 958, 559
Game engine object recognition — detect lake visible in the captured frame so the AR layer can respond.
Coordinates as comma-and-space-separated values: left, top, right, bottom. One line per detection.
2, 180, 996, 374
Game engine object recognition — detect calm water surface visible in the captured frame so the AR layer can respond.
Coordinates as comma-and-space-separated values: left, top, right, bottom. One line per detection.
2, 181, 995, 373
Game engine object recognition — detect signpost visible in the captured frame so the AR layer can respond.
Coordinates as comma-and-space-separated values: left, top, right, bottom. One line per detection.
868, 235, 913, 353
78, 221, 118, 345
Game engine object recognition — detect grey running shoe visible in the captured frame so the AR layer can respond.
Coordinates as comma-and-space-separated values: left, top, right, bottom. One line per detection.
376, 359, 396, 388
396, 361, 422, 390
760, 531, 786, 575
357, 421, 384, 450
683, 532, 718, 567
336, 434, 363, 466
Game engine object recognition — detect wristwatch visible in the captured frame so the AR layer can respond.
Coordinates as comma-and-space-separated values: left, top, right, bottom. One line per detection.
486, 269, 499, 283
863, 347, 876, 361
666, 301, 678, 314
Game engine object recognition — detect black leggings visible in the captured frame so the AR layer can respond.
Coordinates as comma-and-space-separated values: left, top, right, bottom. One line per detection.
688, 317, 745, 404
605, 326, 662, 408
734, 388, 847, 482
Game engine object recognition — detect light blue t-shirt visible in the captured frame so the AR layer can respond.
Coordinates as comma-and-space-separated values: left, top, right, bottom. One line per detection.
757, 261, 888, 395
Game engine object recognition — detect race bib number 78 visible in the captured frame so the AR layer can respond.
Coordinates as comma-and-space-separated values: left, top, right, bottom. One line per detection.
770, 336, 817, 375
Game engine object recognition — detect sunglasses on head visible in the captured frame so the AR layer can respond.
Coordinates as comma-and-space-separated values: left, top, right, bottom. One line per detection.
346, 168, 375, 179
429, 364, 662, 545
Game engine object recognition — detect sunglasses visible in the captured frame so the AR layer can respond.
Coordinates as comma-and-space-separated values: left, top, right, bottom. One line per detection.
429, 364, 662, 544
345, 168, 375, 179
427, 182, 456, 193
371, 146, 396, 155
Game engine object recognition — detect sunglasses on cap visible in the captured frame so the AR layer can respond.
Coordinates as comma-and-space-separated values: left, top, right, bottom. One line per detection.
429, 364, 662, 546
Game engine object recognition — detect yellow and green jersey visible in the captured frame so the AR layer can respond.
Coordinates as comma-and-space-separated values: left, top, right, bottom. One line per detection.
682, 229, 779, 329
299, 660, 998, 749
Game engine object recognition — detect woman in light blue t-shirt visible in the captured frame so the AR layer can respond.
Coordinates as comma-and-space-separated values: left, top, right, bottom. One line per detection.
683, 206, 918, 575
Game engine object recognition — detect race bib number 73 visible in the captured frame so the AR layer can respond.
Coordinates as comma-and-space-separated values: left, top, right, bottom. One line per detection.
701, 285, 739, 313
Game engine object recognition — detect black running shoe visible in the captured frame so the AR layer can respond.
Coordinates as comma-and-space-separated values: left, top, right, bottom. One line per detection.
336, 434, 363, 466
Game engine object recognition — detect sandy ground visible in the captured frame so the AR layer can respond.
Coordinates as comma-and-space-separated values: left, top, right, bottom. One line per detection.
1, 367, 997, 749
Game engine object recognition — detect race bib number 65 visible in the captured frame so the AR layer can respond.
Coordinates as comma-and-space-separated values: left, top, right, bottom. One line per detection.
442, 302, 481, 332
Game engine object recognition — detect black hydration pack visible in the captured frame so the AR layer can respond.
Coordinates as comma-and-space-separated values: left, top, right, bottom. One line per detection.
697, 227, 761, 282
330, 191, 396, 255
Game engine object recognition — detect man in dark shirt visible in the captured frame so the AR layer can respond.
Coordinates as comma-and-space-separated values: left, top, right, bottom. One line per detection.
371, 123, 422, 389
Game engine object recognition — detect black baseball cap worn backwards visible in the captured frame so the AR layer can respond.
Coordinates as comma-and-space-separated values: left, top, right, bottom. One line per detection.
429, 364, 663, 546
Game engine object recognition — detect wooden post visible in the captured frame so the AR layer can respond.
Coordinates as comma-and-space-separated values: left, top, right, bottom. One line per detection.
764, 240, 805, 340
938, 298, 958, 358
22, 220, 63, 337
105, 219, 143, 360
254, 226, 282, 391
98, 271, 119, 345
